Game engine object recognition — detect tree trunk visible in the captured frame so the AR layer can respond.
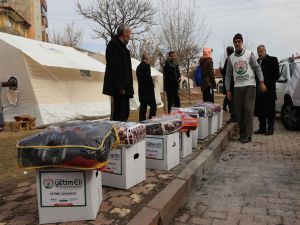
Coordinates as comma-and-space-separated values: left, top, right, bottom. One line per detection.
187, 61, 191, 105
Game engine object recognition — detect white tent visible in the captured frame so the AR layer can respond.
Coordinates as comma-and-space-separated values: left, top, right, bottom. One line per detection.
0, 32, 109, 126
91, 53, 163, 110
180, 77, 195, 89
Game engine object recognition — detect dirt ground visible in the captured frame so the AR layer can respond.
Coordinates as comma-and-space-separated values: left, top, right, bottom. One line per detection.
0, 92, 224, 182
0, 129, 41, 180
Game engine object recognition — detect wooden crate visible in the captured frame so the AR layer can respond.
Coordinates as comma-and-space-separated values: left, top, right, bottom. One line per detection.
11, 121, 30, 132
14, 115, 36, 130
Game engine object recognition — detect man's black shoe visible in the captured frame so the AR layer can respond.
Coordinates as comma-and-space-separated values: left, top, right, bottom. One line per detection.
254, 129, 266, 134
265, 130, 274, 135
240, 137, 252, 143
239, 136, 246, 142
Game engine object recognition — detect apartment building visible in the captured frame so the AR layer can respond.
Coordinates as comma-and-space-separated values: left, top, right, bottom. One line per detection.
0, 0, 48, 42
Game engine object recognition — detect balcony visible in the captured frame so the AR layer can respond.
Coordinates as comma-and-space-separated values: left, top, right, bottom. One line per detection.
0, 25, 24, 36
42, 30, 48, 42
41, 15, 48, 28
0, 5, 31, 28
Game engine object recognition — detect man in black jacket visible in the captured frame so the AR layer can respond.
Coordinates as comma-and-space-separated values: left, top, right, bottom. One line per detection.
103, 24, 134, 121
163, 51, 181, 113
136, 54, 157, 121
220, 46, 235, 122
254, 45, 280, 135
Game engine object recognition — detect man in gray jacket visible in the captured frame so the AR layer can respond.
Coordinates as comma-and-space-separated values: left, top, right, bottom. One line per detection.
225, 33, 267, 143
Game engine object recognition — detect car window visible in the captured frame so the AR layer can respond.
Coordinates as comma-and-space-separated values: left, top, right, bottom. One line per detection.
289, 63, 297, 78
278, 64, 288, 82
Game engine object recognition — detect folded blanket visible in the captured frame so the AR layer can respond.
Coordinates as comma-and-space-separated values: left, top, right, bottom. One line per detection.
142, 115, 182, 135
17, 121, 118, 169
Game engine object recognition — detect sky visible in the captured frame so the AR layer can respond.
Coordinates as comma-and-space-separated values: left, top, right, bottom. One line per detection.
47, 0, 300, 66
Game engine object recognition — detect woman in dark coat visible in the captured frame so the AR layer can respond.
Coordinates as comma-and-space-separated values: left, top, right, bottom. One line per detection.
254, 45, 280, 135
136, 55, 157, 121
200, 48, 216, 103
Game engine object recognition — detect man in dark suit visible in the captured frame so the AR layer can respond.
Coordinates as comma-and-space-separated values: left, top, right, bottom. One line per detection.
163, 51, 181, 113
254, 45, 280, 135
103, 24, 134, 121
220, 46, 235, 122
136, 54, 157, 121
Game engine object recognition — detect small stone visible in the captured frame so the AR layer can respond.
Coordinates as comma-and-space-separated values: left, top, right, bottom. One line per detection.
158, 174, 170, 180
130, 194, 142, 203
145, 183, 157, 191
110, 208, 131, 218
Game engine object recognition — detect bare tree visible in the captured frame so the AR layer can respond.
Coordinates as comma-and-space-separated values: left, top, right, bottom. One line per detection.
130, 38, 162, 66
50, 21, 83, 47
76, 0, 156, 45
156, 0, 210, 104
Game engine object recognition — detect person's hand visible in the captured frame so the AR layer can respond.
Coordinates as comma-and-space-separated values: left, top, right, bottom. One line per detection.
259, 82, 267, 93
226, 90, 232, 101
118, 89, 125, 95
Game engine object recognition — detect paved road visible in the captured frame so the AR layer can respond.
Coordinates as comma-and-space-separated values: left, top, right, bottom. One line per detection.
172, 119, 300, 225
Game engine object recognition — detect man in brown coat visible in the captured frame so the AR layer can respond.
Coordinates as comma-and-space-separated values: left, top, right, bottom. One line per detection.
200, 48, 216, 103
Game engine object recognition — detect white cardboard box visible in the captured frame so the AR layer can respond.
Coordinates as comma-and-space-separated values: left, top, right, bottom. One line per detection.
218, 110, 224, 130
198, 117, 209, 140
36, 169, 102, 224
191, 128, 198, 149
101, 141, 146, 189
180, 131, 193, 158
146, 132, 180, 171
208, 113, 219, 135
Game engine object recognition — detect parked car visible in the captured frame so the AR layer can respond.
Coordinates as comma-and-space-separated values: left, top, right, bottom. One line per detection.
276, 56, 300, 130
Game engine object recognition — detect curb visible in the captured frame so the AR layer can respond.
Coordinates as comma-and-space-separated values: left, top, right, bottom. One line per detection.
128, 123, 236, 225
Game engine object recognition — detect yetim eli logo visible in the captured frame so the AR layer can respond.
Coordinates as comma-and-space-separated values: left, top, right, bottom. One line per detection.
234, 60, 248, 75
43, 178, 83, 189
43, 178, 54, 189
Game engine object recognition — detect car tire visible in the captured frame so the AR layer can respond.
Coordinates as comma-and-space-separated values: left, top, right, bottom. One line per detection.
281, 99, 300, 130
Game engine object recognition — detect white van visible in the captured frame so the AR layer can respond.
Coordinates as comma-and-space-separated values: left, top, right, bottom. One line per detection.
276, 56, 300, 130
